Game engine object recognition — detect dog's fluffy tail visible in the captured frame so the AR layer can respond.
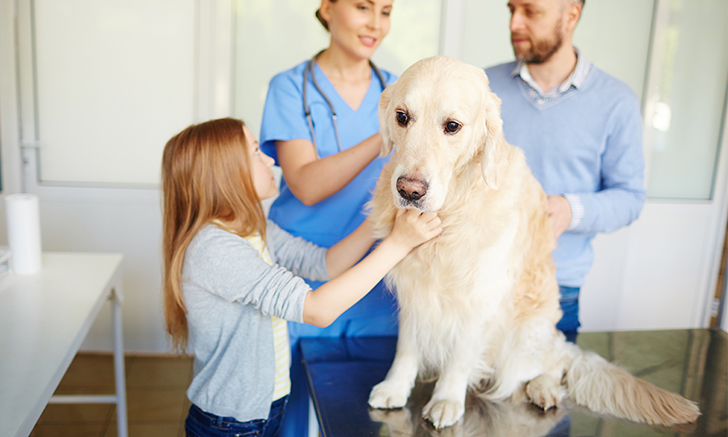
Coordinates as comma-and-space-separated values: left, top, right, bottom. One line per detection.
565, 349, 700, 426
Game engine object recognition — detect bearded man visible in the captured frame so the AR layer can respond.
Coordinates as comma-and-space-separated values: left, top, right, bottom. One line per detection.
485, 0, 646, 342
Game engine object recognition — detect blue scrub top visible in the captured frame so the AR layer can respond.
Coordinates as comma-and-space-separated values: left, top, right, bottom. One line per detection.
260, 59, 399, 333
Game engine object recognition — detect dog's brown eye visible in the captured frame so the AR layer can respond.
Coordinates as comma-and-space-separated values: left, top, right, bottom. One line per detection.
396, 111, 409, 127
444, 121, 461, 134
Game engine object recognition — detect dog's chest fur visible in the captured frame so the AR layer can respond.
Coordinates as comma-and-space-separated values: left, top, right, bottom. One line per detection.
372, 157, 527, 324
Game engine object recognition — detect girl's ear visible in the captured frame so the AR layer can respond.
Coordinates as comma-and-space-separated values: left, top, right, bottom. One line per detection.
378, 81, 396, 157
479, 73, 504, 190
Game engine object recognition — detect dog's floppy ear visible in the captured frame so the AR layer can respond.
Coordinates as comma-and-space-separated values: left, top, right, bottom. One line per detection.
480, 74, 505, 190
378, 81, 396, 157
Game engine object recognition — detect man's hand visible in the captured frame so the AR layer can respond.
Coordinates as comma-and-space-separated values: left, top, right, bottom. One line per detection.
546, 195, 572, 239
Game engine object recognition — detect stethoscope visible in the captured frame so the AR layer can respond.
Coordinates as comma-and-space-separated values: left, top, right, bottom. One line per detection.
303, 50, 388, 156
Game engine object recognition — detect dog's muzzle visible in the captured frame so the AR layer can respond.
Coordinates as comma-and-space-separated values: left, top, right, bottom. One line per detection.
396, 176, 428, 203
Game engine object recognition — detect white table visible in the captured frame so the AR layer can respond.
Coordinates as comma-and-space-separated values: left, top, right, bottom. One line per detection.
0, 252, 127, 437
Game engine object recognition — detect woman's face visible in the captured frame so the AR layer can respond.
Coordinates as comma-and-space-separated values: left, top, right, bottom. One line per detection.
244, 126, 277, 200
321, 0, 393, 61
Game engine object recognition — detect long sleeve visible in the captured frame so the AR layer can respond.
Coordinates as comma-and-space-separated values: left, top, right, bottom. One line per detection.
566, 96, 646, 234
266, 220, 330, 282
183, 226, 311, 322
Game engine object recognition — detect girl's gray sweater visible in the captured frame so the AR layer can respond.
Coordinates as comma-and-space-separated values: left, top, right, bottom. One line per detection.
182, 221, 329, 422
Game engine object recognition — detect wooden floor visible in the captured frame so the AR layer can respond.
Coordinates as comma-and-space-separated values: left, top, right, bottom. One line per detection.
30, 353, 194, 437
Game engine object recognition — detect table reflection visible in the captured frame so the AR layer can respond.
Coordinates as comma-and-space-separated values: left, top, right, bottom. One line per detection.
301, 329, 726, 437
369, 382, 570, 437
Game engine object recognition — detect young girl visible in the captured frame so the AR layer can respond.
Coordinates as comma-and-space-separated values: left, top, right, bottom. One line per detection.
161, 118, 441, 437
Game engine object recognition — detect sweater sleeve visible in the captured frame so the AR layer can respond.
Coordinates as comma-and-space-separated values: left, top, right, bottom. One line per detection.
266, 221, 330, 282
567, 94, 646, 234
184, 227, 310, 323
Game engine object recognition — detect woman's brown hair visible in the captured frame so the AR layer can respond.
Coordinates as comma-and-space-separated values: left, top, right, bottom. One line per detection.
161, 117, 266, 351
315, 0, 337, 31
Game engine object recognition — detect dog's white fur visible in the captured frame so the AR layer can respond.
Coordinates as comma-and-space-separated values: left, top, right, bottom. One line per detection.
367, 56, 700, 430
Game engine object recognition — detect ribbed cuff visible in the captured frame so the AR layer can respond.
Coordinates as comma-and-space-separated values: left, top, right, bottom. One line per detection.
564, 194, 583, 230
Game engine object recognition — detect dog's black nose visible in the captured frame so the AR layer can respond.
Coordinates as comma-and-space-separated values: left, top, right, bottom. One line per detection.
396, 176, 428, 202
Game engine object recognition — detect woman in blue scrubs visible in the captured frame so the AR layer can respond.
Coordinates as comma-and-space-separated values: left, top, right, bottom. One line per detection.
260, 0, 396, 434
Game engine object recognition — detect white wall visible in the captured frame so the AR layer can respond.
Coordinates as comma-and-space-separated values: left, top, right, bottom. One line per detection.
30, 0, 195, 186
0, 189, 168, 352
0, 0, 22, 196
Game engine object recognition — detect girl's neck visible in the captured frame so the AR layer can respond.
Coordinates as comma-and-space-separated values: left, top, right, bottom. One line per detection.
316, 46, 371, 83
213, 217, 243, 235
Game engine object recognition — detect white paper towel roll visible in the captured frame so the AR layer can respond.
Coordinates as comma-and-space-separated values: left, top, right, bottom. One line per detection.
5, 194, 42, 274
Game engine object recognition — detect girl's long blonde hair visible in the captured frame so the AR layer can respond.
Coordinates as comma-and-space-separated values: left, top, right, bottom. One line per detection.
161, 117, 266, 351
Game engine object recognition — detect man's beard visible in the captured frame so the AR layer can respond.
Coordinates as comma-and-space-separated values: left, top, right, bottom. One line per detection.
512, 19, 564, 64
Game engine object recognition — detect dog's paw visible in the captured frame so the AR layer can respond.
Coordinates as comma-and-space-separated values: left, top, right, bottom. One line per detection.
525, 375, 566, 411
422, 398, 464, 430
368, 380, 411, 409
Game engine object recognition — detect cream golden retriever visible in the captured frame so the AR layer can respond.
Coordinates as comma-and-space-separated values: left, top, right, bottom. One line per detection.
367, 56, 700, 430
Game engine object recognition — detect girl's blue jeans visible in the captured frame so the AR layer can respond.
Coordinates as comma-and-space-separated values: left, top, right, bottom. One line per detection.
557, 286, 581, 343
185, 396, 288, 437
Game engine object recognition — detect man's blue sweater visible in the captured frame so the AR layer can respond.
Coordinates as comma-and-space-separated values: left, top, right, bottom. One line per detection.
485, 60, 646, 287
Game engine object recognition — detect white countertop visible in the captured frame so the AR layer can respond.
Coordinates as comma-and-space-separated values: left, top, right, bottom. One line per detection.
0, 252, 124, 437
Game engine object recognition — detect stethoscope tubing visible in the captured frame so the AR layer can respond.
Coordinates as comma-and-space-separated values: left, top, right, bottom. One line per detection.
303, 50, 387, 158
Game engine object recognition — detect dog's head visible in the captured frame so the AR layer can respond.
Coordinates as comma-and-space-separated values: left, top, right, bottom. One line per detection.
379, 56, 505, 212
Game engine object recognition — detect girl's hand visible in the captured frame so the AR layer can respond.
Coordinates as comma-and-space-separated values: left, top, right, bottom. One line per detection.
304, 208, 441, 328
388, 208, 442, 251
